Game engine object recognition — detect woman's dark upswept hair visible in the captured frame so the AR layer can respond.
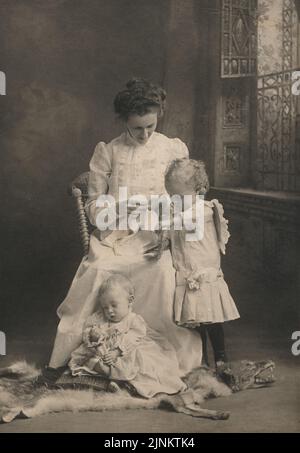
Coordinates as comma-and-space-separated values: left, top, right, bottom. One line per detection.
114, 78, 167, 120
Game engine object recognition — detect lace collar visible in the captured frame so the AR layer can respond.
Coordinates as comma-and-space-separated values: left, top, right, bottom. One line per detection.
124, 130, 156, 148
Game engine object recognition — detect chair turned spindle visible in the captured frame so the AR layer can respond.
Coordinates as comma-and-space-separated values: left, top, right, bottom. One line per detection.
69, 172, 91, 256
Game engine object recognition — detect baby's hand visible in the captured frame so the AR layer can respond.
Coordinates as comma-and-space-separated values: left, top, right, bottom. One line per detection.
102, 349, 121, 366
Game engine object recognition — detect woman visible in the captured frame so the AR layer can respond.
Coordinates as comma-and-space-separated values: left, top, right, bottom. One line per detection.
49, 78, 202, 375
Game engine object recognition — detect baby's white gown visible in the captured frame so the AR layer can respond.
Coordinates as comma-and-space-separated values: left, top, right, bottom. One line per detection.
69, 311, 186, 398
49, 132, 202, 375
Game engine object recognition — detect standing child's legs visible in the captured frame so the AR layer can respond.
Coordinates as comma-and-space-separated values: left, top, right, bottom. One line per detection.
197, 323, 227, 366
198, 325, 209, 366
205, 323, 227, 363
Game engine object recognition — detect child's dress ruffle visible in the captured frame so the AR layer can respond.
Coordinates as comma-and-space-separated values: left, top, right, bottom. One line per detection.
211, 199, 230, 255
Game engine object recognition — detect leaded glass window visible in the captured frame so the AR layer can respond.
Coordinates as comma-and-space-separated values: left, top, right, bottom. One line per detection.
221, 0, 258, 78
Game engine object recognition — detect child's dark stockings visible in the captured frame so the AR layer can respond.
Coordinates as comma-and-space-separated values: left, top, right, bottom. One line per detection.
198, 323, 227, 366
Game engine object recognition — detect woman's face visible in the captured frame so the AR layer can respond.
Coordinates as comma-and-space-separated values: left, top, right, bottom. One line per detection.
126, 110, 158, 145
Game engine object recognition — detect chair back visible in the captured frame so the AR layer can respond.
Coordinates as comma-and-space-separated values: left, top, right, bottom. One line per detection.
69, 172, 92, 256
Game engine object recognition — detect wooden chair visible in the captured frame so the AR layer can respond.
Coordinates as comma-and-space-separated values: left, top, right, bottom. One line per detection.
69, 172, 92, 256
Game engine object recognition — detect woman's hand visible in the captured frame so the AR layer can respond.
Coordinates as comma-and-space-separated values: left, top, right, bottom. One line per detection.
144, 244, 164, 261
144, 235, 170, 261
116, 201, 143, 216
102, 349, 121, 366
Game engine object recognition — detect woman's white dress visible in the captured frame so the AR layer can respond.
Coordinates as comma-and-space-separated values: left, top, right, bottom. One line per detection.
49, 131, 202, 375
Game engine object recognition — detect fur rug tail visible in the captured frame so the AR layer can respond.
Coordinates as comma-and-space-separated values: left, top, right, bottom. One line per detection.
0, 361, 41, 381
2, 408, 29, 424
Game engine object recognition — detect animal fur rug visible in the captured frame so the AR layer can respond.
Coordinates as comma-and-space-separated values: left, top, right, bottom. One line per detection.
0, 360, 275, 423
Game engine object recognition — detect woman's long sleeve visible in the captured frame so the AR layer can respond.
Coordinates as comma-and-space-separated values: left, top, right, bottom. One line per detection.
85, 142, 113, 226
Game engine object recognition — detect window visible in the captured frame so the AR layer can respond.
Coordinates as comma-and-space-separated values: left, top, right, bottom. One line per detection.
255, 0, 300, 191
221, 0, 257, 78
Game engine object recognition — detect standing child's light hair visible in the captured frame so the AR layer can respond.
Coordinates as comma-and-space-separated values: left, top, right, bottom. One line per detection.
165, 158, 210, 195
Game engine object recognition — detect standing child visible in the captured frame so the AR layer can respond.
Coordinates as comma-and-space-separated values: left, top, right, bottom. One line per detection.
69, 273, 186, 398
164, 158, 240, 371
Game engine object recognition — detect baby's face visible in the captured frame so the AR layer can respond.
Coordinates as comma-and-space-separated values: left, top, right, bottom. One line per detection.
100, 287, 131, 323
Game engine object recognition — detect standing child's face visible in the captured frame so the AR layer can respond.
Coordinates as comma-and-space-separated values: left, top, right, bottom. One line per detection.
165, 168, 197, 199
100, 286, 132, 323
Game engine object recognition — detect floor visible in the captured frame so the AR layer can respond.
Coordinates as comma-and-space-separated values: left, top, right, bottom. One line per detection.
0, 269, 299, 433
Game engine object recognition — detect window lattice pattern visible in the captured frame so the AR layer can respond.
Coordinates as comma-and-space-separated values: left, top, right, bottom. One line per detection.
255, 0, 299, 192
256, 70, 299, 191
282, 0, 295, 71
221, 0, 257, 78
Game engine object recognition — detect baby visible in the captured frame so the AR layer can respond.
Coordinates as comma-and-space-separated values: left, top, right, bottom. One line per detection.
164, 158, 240, 371
69, 274, 185, 398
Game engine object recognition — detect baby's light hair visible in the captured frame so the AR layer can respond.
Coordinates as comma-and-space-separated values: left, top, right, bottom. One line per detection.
98, 273, 135, 302
165, 158, 210, 195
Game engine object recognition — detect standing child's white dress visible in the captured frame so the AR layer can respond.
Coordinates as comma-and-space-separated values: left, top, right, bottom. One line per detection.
69, 311, 186, 398
170, 200, 240, 326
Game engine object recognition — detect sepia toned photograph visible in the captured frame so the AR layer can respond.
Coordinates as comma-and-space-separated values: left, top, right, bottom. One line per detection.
0, 0, 299, 435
